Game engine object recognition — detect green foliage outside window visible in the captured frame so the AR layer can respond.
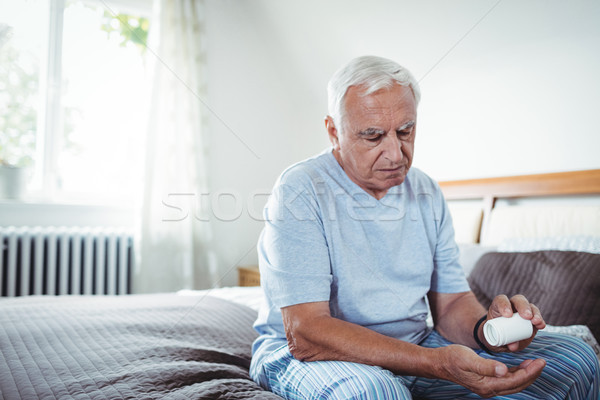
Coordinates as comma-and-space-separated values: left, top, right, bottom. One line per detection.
101, 12, 150, 53
0, 40, 37, 167
0, 8, 149, 169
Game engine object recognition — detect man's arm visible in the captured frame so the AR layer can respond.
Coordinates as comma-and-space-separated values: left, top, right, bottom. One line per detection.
282, 301, 438, 376
282, 297, 546, 398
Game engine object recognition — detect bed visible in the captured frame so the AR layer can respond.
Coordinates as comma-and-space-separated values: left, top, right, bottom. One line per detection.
1, 169, 599, 399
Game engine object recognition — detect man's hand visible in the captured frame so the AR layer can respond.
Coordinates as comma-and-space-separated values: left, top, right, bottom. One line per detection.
483, 294, 546, 352
428, 291, 547, 394
437, 344, 546, 398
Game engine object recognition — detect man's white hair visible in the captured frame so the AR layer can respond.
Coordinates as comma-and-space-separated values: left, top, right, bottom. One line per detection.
327, 55, 421, 127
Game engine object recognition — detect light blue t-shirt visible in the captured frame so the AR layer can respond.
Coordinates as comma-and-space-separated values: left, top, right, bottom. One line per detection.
251, 149, 470, 366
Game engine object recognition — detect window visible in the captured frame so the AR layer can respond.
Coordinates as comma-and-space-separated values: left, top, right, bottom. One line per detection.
0, 0, 151, 204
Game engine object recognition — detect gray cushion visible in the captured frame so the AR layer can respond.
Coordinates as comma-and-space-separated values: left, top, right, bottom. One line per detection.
467, 251, 600, 339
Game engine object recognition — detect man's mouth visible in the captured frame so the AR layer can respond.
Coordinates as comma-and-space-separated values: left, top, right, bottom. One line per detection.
378, 166, 405, 173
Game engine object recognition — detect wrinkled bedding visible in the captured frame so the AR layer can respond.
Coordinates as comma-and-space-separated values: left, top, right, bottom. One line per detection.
0, 294, 281, 399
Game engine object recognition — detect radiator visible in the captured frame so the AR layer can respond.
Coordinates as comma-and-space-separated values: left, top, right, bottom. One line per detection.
0, 226, 133, 297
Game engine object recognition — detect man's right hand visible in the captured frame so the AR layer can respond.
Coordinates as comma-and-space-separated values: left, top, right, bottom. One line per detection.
436, 344, 546, 398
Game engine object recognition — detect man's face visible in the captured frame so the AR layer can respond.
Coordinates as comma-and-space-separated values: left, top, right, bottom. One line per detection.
327, 84, 417, 200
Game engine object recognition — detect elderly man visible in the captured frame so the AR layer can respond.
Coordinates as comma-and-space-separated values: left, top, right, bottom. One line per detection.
249, 55, 599, 399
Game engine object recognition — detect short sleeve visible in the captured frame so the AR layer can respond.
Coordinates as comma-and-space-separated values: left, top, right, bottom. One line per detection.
258, 176, 333, 308
429, 185, 471, 294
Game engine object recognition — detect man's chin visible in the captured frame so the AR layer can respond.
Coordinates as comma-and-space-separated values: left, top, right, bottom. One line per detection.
371, 176, 406, 195
379, 169, 407, 186
386, 176, 406, 188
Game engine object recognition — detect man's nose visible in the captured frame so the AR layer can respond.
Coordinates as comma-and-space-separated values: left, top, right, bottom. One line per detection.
383, 134, 403, 163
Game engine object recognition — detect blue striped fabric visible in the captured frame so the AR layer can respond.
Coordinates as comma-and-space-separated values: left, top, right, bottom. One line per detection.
413, 331, 600, 399
251, 331, 599, 399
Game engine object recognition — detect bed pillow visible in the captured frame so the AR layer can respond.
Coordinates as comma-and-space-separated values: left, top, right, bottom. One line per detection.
498, 235, 600, 254
467, 250, 600, 340
458, 243, 497, 277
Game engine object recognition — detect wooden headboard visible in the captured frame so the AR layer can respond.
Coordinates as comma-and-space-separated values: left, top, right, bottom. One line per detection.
438, 169, 600, 243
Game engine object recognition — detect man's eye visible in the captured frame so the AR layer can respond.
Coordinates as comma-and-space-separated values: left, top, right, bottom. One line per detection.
397, 130, 411, 138
366, 136, 382, 142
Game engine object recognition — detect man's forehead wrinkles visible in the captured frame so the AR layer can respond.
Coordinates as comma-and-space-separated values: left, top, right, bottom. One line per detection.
354, 108, 414, 126
360, 91, 414, 108
357, 100, 416, 116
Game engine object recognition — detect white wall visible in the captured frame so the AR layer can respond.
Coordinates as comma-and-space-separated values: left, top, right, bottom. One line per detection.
202, 0, 600, 285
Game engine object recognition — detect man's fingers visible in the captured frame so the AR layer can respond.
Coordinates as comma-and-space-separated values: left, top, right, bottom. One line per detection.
525, 358, 546, 374
510, 294, 533, 319
476, 358, 508, 378
492, 294, 542, 322
529, 303, 546, 329
507, 358, 544, 372
489, 359, 546, 396
518, 359, 534, 369
490, 295, 513, 318
507, 342, 520, 352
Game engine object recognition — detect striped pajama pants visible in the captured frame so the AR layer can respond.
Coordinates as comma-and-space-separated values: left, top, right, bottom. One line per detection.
250, 331, 600, 399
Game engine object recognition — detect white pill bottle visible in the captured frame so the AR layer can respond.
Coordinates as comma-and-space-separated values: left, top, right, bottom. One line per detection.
484, 314, 533, 347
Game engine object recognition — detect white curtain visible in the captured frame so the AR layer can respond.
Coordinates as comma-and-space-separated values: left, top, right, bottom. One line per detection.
136, 0, 217, 293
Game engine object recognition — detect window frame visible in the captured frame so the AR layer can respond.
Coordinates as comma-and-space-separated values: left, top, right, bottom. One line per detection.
30, 0, 152, 204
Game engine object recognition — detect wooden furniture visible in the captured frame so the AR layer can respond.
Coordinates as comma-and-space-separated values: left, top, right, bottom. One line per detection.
438, 169, 600, 243
238, 266, 261, 286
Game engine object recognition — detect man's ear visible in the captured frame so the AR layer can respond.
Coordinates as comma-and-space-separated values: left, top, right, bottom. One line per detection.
325, 116, 340, 150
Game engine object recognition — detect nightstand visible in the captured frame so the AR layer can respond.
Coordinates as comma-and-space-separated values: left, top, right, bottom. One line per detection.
237, 266, 260, 287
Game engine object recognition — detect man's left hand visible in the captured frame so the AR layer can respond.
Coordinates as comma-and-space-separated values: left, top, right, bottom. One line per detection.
483, 294, 547, 352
